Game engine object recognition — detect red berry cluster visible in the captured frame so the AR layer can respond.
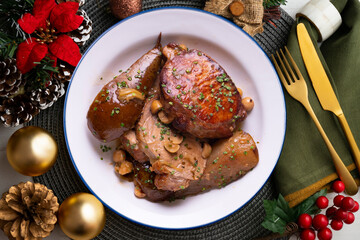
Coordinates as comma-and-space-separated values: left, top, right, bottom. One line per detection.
298, 181, 359, 240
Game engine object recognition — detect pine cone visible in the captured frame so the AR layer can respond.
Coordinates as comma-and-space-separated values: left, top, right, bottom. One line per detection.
53, 61, 75, 83
68, 9, 92, 47
0, 58, 24, 98
30, 78, 65, 110
0, 94, 40, 127
56, 0, 86, 7
0, 182, 59, 240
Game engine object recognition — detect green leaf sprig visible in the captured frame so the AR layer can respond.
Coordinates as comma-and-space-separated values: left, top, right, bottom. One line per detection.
0, 0, 34, 39
24, 57, 59, 90
261, 189, 327, 234
263, 0, 287, 9
0, 32, 22, 60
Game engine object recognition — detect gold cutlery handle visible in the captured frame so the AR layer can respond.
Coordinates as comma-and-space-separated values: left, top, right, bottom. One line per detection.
301, 100, 358, 195
337, 113, 360, 172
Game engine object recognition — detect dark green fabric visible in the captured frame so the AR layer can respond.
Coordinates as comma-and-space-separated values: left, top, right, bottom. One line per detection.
274, 0, 360, 199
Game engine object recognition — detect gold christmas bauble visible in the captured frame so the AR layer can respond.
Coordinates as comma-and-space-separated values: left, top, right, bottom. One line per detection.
58, 193, 106, 240
6, 126, 58, 176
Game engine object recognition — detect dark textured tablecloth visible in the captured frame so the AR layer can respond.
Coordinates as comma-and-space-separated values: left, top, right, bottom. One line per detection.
26, 0, 294, 239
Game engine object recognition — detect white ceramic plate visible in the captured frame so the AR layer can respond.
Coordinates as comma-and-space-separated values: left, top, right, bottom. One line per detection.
64, 8, 286, 229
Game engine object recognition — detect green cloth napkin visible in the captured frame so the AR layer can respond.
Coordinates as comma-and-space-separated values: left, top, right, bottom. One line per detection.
273, 0, 360, 207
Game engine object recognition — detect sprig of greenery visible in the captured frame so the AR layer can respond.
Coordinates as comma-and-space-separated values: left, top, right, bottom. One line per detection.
261, 189, 327, 234
263, 0, 287, 9
0, 32, 22, 60
24, 57, 59, 90
0, 0, 34, 39
293, 189, 328, 217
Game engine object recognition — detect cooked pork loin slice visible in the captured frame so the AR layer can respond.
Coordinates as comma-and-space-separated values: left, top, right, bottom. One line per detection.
153, 174, 190, 192
133, 161, 172, 201
119, 130, 148, 163
118, 76, 162, 163
174, 130, 259, 198
160, 43, 247, 139
133, 130, 258, 202
136, 96, 207, 192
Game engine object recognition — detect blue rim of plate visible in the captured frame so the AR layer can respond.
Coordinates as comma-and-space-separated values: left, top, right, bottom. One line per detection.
63, 6, 287, 230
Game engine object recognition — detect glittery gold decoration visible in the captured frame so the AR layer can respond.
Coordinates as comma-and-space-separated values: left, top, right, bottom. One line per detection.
58, 193, 106, 240
7, 126, 58, 176
109, 0, 142, 19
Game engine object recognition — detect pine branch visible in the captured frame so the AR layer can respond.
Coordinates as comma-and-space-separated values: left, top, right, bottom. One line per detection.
25, 57, 59, 90
0, 0, 34, 38
0, 32, 22, 60
263, 0, 287, 9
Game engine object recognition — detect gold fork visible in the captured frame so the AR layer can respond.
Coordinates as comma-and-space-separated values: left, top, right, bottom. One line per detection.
272, 47, 358, 195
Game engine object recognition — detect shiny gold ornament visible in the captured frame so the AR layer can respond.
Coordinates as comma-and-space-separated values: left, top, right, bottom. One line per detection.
58, 193, 106, 240
7, 126, 58, 176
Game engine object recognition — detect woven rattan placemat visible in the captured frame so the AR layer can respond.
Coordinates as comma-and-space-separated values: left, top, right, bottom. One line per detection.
25, 0, 294, 239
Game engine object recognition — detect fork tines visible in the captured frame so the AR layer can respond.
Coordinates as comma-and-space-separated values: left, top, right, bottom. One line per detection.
271, 47, 302, 85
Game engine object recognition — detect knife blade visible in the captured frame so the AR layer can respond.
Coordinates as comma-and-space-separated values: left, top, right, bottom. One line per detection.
297, 23, 341, 114
297, 23, 360, 171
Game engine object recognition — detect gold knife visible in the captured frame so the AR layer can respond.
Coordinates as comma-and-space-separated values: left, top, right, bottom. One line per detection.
297, 23, 360, 174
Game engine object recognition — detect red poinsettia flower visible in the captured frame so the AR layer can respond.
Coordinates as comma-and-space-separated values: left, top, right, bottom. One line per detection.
16, 0, 83, 74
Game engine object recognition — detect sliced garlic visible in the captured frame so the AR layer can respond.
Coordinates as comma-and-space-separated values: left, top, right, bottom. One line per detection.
178, 44, 187, 51
164, 142, 180, 153
113, 149, 126, 163
201, 143, 212, 159
118, 88, 145, 102
151, 100, 163, 114
134, 182, 146, 198
169, 134, 183, 145
158, 110, 174, 124
115, 161, 133, 175
237, 87, 243, 97
182, 152, 196, 164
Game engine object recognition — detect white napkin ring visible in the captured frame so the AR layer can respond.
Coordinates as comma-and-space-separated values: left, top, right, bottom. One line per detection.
296, 0, 342, 42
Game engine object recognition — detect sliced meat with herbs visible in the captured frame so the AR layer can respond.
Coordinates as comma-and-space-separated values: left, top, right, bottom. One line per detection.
134, 130, 259, 201
160, 43, 247, 139
136, 96, 206, 192
133, 161, 172, 201
180, 130, 259, 195
119, 130, 148, 163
